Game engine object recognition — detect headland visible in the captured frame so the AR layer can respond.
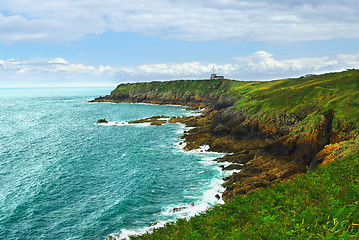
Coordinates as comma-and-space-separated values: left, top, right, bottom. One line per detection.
92, 70, 359, 239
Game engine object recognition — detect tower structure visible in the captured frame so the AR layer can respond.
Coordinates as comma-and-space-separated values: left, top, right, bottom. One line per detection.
210, 65, 224, 80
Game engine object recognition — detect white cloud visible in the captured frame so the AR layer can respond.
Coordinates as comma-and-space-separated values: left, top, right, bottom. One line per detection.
1, 51, 359, 86
0, 0, 359, 43
48, 58, 69, 64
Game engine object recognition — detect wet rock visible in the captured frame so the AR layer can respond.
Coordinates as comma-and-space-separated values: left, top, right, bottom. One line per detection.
173, 203, 194, 213
97, 119, 108, 124
150, 120, 167, 125
173, 206, 186, 213
129, 115, 169, 125
151, 221, 160, 227
222, 164, 242, 171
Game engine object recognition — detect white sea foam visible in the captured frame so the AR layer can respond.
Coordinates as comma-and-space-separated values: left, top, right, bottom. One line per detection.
183, 108, 205, 117
110, 145, 230, 240
134, 122, 151, 127
111, 177, 225, 240
111, 137, 231, 239
132, 102, 153, 105
95, 121, 153, 127
95, 121, 128, 126
174, 123, 187, 134
185, 126, 196, 131
110, 221, 167, 240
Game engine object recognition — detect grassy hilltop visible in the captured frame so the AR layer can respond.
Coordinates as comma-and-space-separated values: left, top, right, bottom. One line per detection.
230, 70, 359, 132
108, 70, 359, 132
98, 70, 359, 239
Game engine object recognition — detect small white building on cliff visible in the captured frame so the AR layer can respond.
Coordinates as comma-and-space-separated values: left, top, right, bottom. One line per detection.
210, 66, 224, 79
210, 73, 224, 80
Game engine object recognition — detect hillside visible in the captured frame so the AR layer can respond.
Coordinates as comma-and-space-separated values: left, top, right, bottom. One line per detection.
93, 70, 359, 239
135, 140, 359, 239
94, 70, 359, 133
93, 79, 242, 109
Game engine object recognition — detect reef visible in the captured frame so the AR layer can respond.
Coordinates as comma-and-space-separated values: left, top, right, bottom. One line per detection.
128, 115, 170, 126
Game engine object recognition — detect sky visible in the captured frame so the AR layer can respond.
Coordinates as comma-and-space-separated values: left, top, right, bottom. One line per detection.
1, 0, 359, 87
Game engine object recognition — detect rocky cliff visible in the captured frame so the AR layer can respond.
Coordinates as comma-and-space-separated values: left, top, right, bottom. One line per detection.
92, 70, 359, 202
91, 79, 240, 109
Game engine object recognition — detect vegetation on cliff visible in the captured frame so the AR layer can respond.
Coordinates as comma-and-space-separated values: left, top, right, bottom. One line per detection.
94, 70, 359, 239
230, 70, 359, 137
135, 139, 359, 239
95, 70, 359, 135
92, 79, 241, 108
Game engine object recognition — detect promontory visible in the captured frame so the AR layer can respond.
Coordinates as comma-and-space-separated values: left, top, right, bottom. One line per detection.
92, 70, 359, 239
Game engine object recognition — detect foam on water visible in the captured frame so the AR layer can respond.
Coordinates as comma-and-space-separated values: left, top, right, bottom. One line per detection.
110, 137, 231, 240
183, 108, 204, 117
0, 88, 239, 240
91, 104, 233, 239
95, 121, 153, 127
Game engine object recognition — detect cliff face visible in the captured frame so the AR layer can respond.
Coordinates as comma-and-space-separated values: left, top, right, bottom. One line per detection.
92, 71, 359, 202
91, 79, 240, 109
172, 106, 341, 201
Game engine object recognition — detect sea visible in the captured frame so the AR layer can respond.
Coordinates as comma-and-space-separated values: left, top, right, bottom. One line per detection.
0, 87, 232, 240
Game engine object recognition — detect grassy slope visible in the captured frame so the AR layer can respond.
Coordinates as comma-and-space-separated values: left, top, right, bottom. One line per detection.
228, 70, 359, 133
112, 70, 359, 132
137, 139, 359, 239
119, 70, 359, 239
111, 79, 241, 98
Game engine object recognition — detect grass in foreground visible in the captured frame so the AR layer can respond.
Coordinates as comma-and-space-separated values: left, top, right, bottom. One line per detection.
134, 139, 359, 239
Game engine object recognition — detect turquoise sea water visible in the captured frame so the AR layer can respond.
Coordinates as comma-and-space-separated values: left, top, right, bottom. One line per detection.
0, 87, 227, 240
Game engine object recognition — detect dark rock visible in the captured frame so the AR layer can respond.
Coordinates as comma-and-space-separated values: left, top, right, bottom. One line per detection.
97, 119, 108, 124
129, 115, 169, 125
173, 206, 187, 213
173, 203, 194, 213
151, 221, 160, 227
150, 120, 167, 126
223, 164, 242, 171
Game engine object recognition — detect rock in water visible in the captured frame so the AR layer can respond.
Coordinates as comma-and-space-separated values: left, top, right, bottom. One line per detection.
97, 119, 108, 124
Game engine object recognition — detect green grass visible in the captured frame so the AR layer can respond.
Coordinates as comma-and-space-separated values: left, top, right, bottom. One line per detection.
108, 70, 359, 239
134, 139, 359, 239
231, 71, 359, 131
111, 79, 241, 98
111, 70, 359, 132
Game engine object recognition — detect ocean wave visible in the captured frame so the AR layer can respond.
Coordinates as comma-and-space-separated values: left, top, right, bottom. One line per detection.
110, 138, 231, 240
111, 174, 227, 240
112, 220, 167, 240
183, 108, 204, 117
99, 107, 233, 240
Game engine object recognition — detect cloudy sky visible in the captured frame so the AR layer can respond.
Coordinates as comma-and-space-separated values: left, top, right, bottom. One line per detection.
1, 0, 359, 87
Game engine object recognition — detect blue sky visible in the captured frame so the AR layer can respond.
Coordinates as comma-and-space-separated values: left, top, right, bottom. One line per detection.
1, 0, 359, 87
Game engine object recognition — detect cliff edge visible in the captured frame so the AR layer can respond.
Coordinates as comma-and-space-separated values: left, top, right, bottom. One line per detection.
92, 71, 359, 202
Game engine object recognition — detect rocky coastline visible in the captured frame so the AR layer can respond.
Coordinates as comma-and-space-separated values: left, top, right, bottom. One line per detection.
91, 75, 357, 202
